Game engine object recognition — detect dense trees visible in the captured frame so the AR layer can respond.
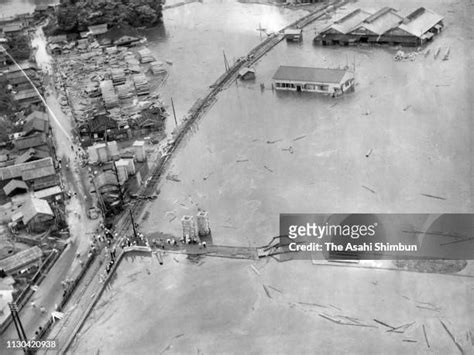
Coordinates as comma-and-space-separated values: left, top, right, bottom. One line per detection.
55, 0, 163, 33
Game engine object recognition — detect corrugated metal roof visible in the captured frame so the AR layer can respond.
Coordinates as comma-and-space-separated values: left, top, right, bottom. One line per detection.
15, 148, 49, 165
324, 9, 372, 34
352, 7, 404, 35
272, 66, 349, 84
34, 185, 62, 199
0, 157, 55, 181
0, 246, 42, 274
398, 7, 444, 37
14, 133, 48, 150
21, 197, 53, 224
23, 116, 49, 136
13, 89, 41, 102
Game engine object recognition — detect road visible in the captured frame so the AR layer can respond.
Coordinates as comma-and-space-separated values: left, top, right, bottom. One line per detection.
0, 25, 101, 350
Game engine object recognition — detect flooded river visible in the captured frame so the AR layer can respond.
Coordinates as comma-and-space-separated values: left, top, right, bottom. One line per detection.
141, 0, 473, 247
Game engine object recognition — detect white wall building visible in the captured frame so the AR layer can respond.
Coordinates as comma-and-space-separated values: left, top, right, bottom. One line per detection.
272, 66, 355, 96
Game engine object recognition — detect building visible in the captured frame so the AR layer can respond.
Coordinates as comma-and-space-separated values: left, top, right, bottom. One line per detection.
14, 148, 50, 165
272, 66, 355, 96
348, 7, 404, 44
3, 179, 28, 197
14, 133, 49, 152
2, 23, 23, 37
317, 9, 373, 45
0, 246, 43, 275
13, 89, 42, 108
18, 197, 54, 232
315, 7, 444, 46
0, 157, 57, 191
23, 112, 49, 136
384, 7, 444, 46
6, 70, 39, 91
87, 24, 108, 38
238, 67, 256, 81
284, 28, 303, 42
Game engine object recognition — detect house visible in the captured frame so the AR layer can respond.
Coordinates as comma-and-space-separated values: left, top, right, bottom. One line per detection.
348, 7, 404, 44
18, 197, 54, 232
6, 70, 39, 91
34, 4, 53, 15
14, 148, 50, 165
384, 7, 444, 46
238, 67, 256, 81
48, 35, 67, 44
87, 24, 108, 38
13, 89, 42, 108
23, 112, 49, 136
0, 157, 57, 191
284, 28, 303, 42
2, 23, 23, 37
32, 185, 63, 203
14, 133, 48, 152
0, 246, 43, 275
83, 115, 119, 140
49, 43, 62, 55
272, 66, 355, 96
7, 61, 37, 76
3, 179, 28, 197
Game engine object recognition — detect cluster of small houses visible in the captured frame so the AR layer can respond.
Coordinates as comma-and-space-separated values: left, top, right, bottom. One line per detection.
46, 23, 168, 146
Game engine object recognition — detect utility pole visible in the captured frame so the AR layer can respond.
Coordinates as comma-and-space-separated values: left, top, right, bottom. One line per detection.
170, 97, 177, 127
223, 50, 229, 71
129, 210, 138, 239
112, 160, 125, 205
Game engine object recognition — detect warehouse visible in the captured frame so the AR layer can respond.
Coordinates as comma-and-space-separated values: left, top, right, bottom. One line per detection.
272, 66, 355, 96
314, 7, 444, 46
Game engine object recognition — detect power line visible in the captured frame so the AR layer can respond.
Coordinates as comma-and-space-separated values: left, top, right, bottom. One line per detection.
0, 44, 73, 143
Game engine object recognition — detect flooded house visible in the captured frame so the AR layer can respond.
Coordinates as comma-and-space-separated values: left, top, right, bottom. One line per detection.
238, 67, 256, 81
284, 28, 303, 42
272, 66, 355, 96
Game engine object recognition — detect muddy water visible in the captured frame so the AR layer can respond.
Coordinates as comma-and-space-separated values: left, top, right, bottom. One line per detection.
141, 0, 473, 247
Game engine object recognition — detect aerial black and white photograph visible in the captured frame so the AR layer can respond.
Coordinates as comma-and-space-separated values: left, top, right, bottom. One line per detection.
0, 0, 472, 354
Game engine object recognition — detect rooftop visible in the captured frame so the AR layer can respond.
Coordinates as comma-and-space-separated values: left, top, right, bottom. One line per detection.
272, 66, 350, 84
326, 9, 372, 34
3, 179, 28, 196
0, 157, 55, 181
88, 24, 108, 36
14, 133, 48, 151
21, 197, 53, 224
353, 7, 404, 35
0, 246, 42, 274
399, 7, 444, 37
